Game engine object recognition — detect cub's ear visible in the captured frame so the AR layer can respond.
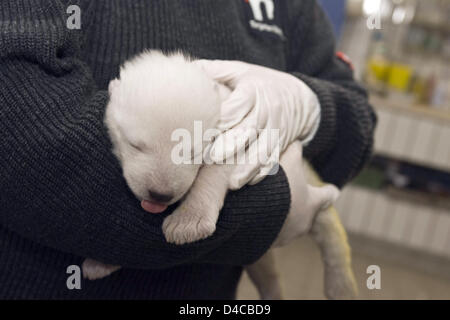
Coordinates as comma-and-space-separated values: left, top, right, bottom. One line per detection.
108, 78, 120, 95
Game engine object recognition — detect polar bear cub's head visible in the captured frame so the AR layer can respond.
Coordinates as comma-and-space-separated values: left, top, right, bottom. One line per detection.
106, 51, 222, 212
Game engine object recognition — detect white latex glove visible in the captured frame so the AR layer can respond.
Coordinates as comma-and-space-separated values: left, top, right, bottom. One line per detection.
194, 59, 321, 190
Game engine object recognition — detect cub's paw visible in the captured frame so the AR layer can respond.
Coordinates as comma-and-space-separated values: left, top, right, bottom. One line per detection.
82, 258, 121, 280
162, 207, 217, 245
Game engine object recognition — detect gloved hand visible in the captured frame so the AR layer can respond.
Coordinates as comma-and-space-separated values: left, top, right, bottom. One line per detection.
194, 59, 321, 190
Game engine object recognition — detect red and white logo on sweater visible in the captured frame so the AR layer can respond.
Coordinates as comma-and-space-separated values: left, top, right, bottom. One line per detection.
244, 0, 285, 39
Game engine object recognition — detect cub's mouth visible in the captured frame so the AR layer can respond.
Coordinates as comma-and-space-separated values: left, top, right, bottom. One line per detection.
141, 199, 168, 214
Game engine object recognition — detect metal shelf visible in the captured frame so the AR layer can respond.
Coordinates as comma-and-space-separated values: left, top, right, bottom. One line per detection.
371, 95, 450, 173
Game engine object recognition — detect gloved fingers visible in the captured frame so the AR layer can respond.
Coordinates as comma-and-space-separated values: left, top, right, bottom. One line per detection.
216, 82, 256, 131
247, 133, 282, 186
247, 155, 281, 186
228, 163, 261, 190
228, 129, 280, 189
209, 119, 259, 163
229, 159, 277, 190
211, 97, 274, 164
210, 88, 261, 163
193, 59, 250, 87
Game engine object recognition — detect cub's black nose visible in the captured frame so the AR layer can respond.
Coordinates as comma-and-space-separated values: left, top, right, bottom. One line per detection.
148, 190, 173, 203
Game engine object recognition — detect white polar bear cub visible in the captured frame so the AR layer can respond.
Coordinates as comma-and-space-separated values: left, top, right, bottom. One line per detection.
82, 51, 357, 300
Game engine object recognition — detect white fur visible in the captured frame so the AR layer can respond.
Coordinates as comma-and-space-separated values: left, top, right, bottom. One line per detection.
105, 51, 220, 204
82, 51, 357, 300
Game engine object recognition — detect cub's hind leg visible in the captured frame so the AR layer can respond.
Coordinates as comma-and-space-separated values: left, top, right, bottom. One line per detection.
246, 250, 283, 300
310, 204, 358, 299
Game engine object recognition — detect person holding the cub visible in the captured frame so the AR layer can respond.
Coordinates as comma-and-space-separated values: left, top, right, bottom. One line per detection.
0, 0, 375, 299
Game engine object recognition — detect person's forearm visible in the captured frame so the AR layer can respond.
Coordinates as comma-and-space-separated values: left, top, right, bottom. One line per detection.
0, 0, 291, 268
294, 72, 375, 188
286, 0, 376, 188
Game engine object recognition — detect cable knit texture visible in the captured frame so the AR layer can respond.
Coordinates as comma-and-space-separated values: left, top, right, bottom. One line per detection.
0, 0, 375, 299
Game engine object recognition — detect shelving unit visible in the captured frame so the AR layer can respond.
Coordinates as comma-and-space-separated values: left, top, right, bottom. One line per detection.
335, 185, 450, 259
335, 0, 450, 261
335, 96, 450, 258
371, 95, 450, 123
371, 95, 450, 172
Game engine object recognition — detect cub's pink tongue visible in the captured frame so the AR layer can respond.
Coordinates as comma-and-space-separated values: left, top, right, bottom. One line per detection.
141, 200, 168, 214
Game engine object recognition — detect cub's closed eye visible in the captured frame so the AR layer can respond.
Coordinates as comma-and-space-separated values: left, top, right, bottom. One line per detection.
129, 142, 143, 151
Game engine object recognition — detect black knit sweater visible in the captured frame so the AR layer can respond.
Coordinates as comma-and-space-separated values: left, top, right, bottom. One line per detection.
0, 0, 376, 299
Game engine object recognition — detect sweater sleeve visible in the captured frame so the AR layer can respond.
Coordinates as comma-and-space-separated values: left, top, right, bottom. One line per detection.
286, 0, 377, 188
0, 0, 289, 269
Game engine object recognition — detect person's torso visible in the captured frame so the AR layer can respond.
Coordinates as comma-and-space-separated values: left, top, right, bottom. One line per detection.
77, 0, 292, 89
0, 225, 243, 299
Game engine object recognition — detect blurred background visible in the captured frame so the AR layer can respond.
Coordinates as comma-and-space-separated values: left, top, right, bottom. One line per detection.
238, 0, 450, 299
